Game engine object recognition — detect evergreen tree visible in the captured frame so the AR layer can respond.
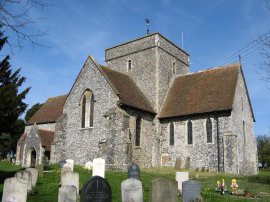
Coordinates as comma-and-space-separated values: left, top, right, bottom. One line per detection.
0, 30, 30, 156
25, 103, 43, 122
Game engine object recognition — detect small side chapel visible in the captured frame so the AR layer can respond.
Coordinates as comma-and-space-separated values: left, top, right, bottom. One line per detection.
17, 33, 258, 175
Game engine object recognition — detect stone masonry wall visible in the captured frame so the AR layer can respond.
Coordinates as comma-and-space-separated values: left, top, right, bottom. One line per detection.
231, 69, 257, 175
159, 113, 232, 172
63, 57, 119, 166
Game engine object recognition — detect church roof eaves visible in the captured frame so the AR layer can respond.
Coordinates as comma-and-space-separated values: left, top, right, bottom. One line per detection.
159, 64, 240, 118
26, 94, 68, 125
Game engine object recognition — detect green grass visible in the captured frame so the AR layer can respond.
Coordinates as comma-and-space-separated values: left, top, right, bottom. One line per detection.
1, 161, 270, 202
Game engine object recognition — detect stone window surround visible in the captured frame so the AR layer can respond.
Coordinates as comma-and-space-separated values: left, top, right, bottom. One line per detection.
205, 118, 214, 144
187, 120, 193, 145
135, 116, 142, 147
127, 59, 132, 72
169, 122, 174, 146
79, 89, 94, 129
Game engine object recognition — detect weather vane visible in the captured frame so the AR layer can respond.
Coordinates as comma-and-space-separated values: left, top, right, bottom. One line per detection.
145, 18, 150, 35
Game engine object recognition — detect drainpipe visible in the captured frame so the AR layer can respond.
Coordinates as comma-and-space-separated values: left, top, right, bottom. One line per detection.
215, 113, 220, 172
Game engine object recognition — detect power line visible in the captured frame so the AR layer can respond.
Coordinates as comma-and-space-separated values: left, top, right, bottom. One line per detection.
213, 30, 270, 67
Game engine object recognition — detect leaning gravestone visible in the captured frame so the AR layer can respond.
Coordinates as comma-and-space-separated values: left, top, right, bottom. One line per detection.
121, 178, 143, 202
92, 158, 105, 178
2, 177, 28, 202
25, 168, 38, 188
150, 178, 178, 202
176, 172, 189, 192
58, 185, 77, 202
81, 176, 112, 202
15, 170, 32, 193
182, 180, 201, 202
128, 163, 140, 180
61, 171, 79, 194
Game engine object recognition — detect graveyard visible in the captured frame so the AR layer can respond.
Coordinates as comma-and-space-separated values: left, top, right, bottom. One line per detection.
0, 160, 270, 202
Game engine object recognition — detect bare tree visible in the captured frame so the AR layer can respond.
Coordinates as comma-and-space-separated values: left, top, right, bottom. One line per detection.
0, 0, 49, 49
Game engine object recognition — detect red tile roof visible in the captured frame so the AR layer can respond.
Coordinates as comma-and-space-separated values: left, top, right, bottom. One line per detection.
100, 65, 155, 113
159, 64, 240, 118
26, 95, 67, 125
38, 129, 55, 151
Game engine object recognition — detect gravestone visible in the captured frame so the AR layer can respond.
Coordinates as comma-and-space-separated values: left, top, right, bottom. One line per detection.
63, 162, 73, 172
121, 178, 143, 202
59, 160, 67, 169
15, 170, 32, 193
150, 178, 178, 202
35, 164, 44, 177
182, 180, 201, 202
175, 157, 182, 169
25, 168, 38, 188
185, 157, 190, 169
128, 163, 140, 180
176, 172, 189, 192
66, 159, 74, 171
61, 171, 79, 194
2, 177, 28, 202
92, 158, 105, 178
58, 185, 77, 202
81, 176, 112, 202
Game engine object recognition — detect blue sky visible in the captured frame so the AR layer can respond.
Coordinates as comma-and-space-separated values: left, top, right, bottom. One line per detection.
2, 0, 270, 135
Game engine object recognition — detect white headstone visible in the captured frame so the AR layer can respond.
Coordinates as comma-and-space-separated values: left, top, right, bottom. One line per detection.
92, 158, 105, 178
84, 161, 93, 170
176, 172, 189, 192
121, 178, 143, 202
2, 177, 27, 202
15, 170, 32, 193
63, 162, 73, 172
58, 185, 77, 202
25, 168, 38, 188
61, 171, 79, 194
65, 159, 74, 171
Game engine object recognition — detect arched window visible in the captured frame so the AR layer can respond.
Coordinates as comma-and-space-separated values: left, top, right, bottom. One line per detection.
80, 90, 94, 128
206, 118, 212, 143
172, 62, 176, 74
135, 117, 141, 146
169, 122, 174, 145
128, 60, 132, 72
187, 120, 193, 144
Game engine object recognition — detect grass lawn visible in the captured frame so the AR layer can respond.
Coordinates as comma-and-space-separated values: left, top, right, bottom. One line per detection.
1, 161, 270, 201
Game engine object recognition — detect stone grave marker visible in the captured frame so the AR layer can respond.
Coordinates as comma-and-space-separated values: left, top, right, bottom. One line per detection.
175, 157, 182, 169
150, 178, 178, 202
35, 164, 44, 177
81, 176, 112, 202
15, 170, 32, 193
128, 163, 140, 180
2, 177, 28, 202
92, 158, 105, 178
25, 168, 38, 188
59, 160, 67, 169
121, 178, 143, 202
66, 159, 74, 171
84, 161, 93, 170
58, 185, 77, 202
182, 180, 201, 202
63, 162, 73, 172
176, 172, 189, 192
61, 171, 79, 194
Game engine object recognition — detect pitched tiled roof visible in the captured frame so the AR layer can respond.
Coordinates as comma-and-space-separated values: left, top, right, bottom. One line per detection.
159, 64, 240, 118
27, 94, 68, 125
100, 65, 155, 113
38, 129, 54, 151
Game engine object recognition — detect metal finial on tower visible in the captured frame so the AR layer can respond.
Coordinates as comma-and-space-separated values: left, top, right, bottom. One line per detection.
145, 18, 150, 35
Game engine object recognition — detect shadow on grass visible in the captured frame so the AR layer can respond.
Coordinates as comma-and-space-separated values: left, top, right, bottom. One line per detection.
247, 175, 270, 185
0, 170, 21, 184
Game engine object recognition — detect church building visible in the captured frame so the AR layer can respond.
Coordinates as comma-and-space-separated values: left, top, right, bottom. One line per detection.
17, 33, 258, 175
